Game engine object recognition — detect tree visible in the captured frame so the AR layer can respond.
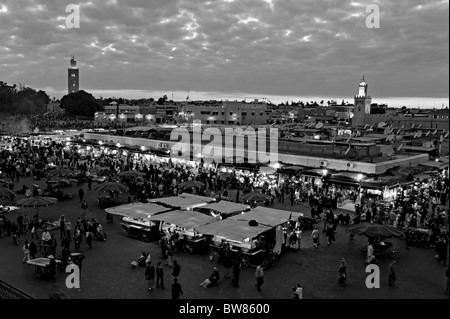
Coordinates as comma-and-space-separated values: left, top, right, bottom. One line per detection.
60, 90, 103, 116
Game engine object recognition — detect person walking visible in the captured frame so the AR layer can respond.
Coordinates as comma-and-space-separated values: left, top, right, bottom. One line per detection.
156, 261, 164, 289
326, 225, 335, 246
81, 200, 88, 217
255, 264, 264, 291
145, 261, 156, 290
78, 187, 84, 202
311, 227, 319, 248
171, 278, 183, 299
388, 261, 397, 287
22, 240, 30, 263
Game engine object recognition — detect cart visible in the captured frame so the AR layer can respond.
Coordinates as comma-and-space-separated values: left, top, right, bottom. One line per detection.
181, 235, 208, 254
26, 257, 61, 279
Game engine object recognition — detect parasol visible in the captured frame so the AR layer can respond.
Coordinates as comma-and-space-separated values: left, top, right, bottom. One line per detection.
0, 186, 16, 199
347, 223, 404, 239
177, 180, 204, 189
47, 168, 75, 177
241, 191, 273, 203
93, 181, 129, 193
120, 171, 145, 178
16, 196, 57, 218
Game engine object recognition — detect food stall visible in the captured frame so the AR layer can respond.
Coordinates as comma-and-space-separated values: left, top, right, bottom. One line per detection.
178, 193, 217, 203
105, 202, 172, 242
198, 219, 272, 268
27, 257, 62, 279
151, 210, 218, 254
149, 196, 209, 210
197, 201, 251, 219
360, 177, 400, 201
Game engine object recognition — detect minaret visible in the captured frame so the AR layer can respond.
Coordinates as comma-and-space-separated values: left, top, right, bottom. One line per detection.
352, 76, 372, 127
68, 55, 79, 94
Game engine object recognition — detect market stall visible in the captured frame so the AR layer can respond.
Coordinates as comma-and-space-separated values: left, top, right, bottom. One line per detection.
198, 201, 250, 219
198, 218, 272, 268
151, 210, 218, 254
105, 202, 172, 242
178, 193, 217, 203
149, 196, 208, 210
360, 177, 400, 201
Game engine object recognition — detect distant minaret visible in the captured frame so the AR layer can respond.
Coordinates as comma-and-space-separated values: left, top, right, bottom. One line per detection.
352, 76, 372, 127
68, 55, 79, 94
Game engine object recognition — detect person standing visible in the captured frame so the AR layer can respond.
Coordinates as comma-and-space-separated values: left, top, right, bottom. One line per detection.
29, 241, 38, 260
23, 240, 30, 263
311, 227, 319, 248
48, 255, 57, 282
17, 213, 24, 235
145, 261, 156, 290
445, 267, 449, 295
78, 187, 84, 202
171, 278, 183, 299
23, 214, 30, 235
160, 234, 168, 259
165, 241, 173, 267
59, 215, 65, 239
81, 200, 88, 217
156, 261, 164, 289
291, 286, 299, 299
295, 283, 303, 299
172, 260, 181, 279
87, 177, 93, 191
255, 264, 264, 291
231, 259, 241, 287
388, 261, 397, 287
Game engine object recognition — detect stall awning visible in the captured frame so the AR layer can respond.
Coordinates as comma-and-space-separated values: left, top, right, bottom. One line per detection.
151, 210, 217, 231
105, 202, 171, 219
279, 166, 305, 175
149, 196, 208, 209
301, 168, 328, 178
201, 201, 250, 215
197, 219, 271, 242
178, 193, 217, 203
419, 161, 449, 170
361, 178, 399, 190
230, 206, 294, 227
259, 166, 277, 174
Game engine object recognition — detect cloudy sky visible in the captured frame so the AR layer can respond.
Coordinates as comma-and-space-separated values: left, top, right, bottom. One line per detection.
0, 0, 448, 105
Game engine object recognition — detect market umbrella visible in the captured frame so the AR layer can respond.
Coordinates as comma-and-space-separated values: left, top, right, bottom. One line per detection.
177, 180, 204, 189
93, 181, 129, 193
0, 186, 15, 198
120, 171, 145, 178
98, 168, 116, 177
347, 223, 404, 239
47, 168, 75, 177
241, 191, 273, 203
16, 196, 57, 218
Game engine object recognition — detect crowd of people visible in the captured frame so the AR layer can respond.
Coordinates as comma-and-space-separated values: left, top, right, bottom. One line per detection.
0, 132, 449, 298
